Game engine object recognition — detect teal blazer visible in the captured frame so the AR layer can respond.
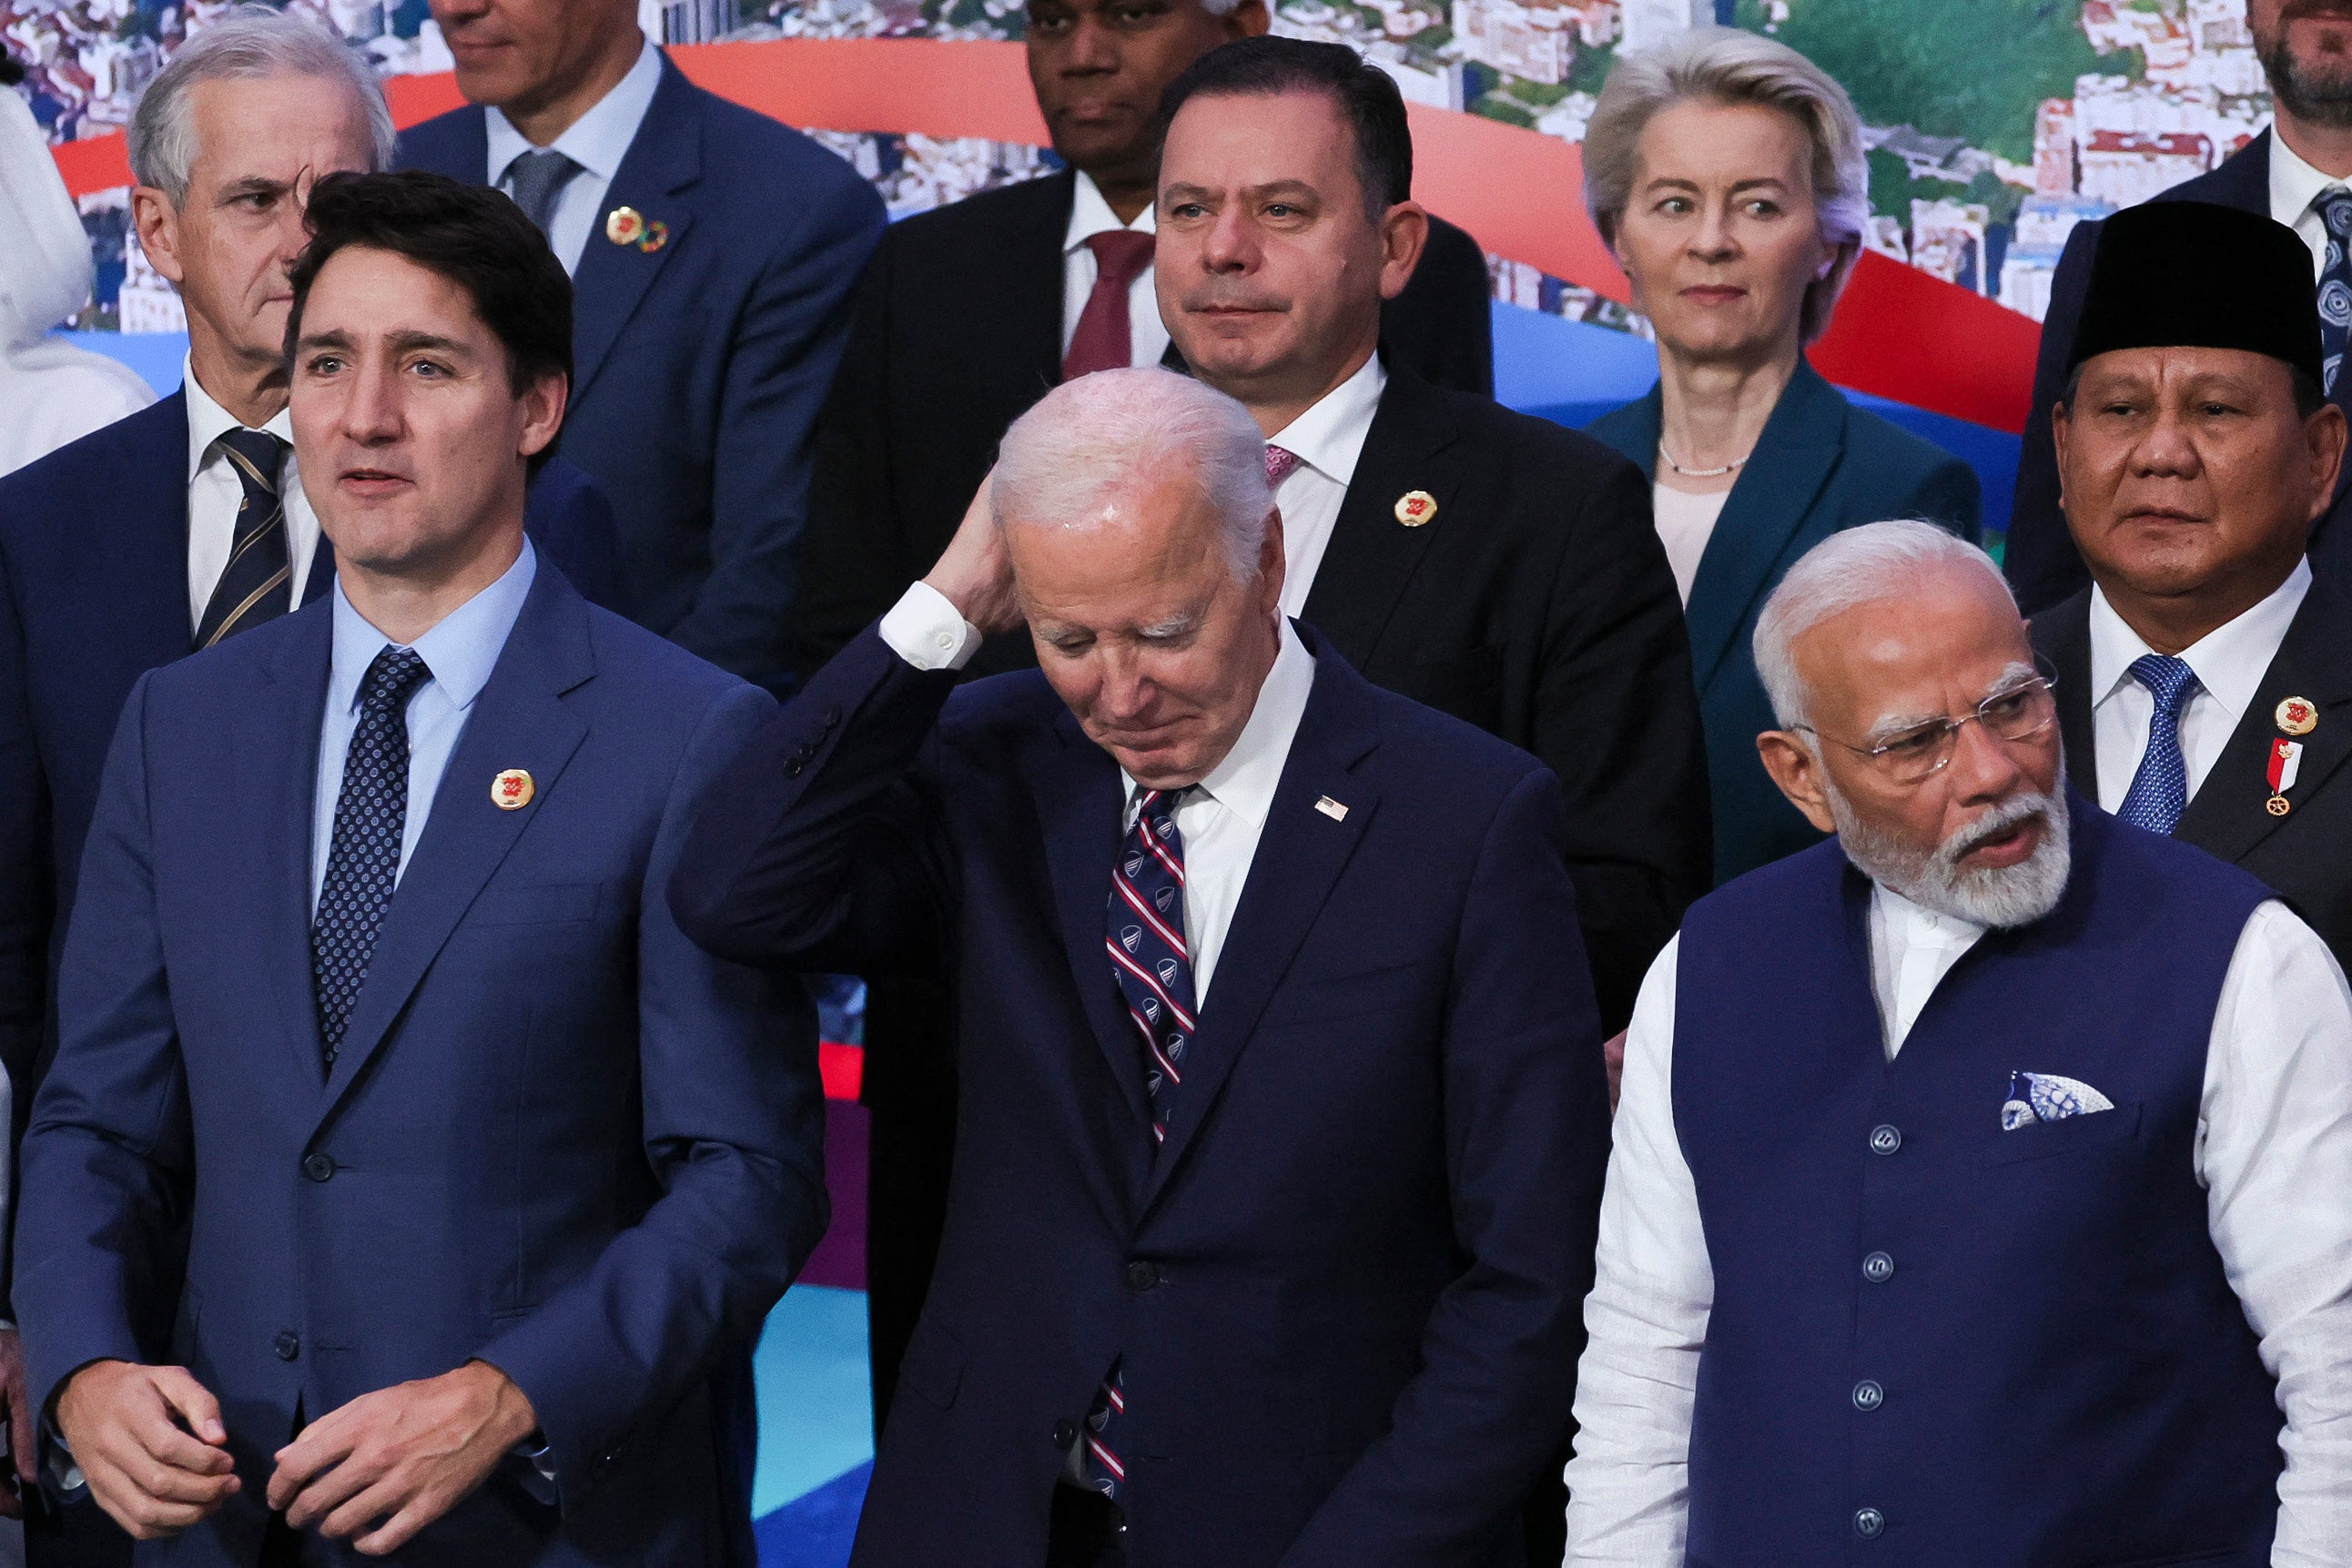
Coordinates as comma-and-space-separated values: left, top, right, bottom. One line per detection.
1589, 361, 1982, 885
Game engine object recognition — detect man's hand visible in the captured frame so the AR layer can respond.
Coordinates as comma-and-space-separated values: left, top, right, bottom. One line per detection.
54, 1359, 238, 1540
922, 470, 1024, 636
268, 1360, 536, 1557
0, 1328, 35, 1516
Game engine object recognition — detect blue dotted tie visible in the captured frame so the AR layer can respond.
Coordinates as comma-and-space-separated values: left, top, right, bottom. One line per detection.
2318, 188, 2352, 394
503, 148, 584, 237
2117, 653, 2199, 835
311, 646, 432, 1067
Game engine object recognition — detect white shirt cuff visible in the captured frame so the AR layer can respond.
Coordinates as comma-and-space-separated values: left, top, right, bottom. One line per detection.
879, 582, 981, 673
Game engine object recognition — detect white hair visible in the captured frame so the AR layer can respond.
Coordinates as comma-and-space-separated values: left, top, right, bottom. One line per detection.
992, 368, 1273, 578
129, 5, 394, 207
1582, 25, 1870, 344
1752, 519, 2012, 729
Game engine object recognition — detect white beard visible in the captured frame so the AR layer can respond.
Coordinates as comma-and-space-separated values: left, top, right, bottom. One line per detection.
1828, 769, 2073, 930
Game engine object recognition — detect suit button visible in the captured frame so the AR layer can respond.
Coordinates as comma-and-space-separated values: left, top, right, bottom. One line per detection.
820, 707, 840, 730
1853, 1506, 1885, 1539
1124, 1260, 1160, 1291
273, 1331, 300, 1361
1852, 1379, 1884, 1411
1051, 1419, 1079, 1451
1861, 1250, 1895, 1283
785, 759, 805, 778
1869, 1124, 1901, 1155
303, 1153, 336, 1183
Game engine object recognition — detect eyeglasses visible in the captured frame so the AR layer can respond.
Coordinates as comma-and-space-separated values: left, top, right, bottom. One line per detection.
1793, 673, 2060, 785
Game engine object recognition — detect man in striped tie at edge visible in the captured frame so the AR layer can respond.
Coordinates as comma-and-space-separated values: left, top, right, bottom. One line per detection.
669, 364, 1613, 1565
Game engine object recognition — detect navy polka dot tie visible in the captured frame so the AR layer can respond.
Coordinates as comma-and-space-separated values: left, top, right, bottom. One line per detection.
311, 646, 432, 1067
2118, 653, 2198, 836
2318, 187, 2352, 395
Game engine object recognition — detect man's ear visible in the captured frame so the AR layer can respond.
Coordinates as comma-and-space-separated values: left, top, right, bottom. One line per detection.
1227, 0, 1271, 38
2306, 402, 2347, 525
1758, 730, 1839, 835
517, 369, 569, 461
1377, 200, 1429, 302
132, 186, 187, 287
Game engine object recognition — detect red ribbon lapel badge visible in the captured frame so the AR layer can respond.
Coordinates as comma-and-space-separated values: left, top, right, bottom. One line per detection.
2266, 737, 2304, 817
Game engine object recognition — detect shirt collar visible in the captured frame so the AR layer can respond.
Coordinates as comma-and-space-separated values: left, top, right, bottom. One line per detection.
328, 537, 538, 716
1064, 168, 1154, 254
1870, 880, 1985, 947
487, 36, 661, 187
182, 352, 294, 482
2087, 557, 2311, 726
2270, 127, 2344, 231
1264, 350, 1387, 488
1121, 615, 1317, 831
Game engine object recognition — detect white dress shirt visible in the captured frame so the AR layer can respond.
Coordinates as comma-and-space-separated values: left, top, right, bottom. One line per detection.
2271, 130, 2348, 282
485, 37, 662, 276
1563, 888, 2352, 1564
1265, 352, 1386, 619
2088, 560, 2309, 813
183, 359, 321, 632
310, 540, 536, 907
877, 581, 1315, 1000
1061, 170, 1167, 370
1648, 485, 1729, 608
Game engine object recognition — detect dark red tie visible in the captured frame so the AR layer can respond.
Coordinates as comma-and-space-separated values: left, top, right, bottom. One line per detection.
1062, 229, 1158, 380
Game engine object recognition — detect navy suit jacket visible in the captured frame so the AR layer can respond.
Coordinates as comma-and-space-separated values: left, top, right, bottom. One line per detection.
1589, 361, 1982, 884
398, 49, 887, 695
2008, 130, 2352, 612
15, 564, 826, 1567
670, 625, 1611, 1565
0, 391, 623, 1254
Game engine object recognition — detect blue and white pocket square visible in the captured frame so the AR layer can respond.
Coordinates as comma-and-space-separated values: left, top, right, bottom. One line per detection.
2001, 1071, 2115, 1131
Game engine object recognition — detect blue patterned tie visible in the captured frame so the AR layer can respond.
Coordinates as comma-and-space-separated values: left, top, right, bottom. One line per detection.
2318, 188, 2352, 395
311, 646, 432, 1067
2117, 653, 2199, 835
195, 428, 291, 649
503, 148, 583, 237
1079, 787, 1199, 1499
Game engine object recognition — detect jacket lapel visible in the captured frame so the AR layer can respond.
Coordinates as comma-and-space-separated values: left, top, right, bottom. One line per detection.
109, 393, 201, 661
313, 572, 594, 1128
1143, 639, 1380, 1209
2038, 590, 2098, 796
2176, 578, 2352, 864
1683, 361, 1848, 692
1298, 363, 1462, 662
1034, 710, 1152, 1129
569, 53, 698, 408
242, 602, 336, 1087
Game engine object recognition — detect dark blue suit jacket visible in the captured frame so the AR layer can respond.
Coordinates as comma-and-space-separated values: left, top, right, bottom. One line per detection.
1589, 362, 1982, 885
670, 624, 1611, 1565
15, 564, 826, 1567
398, 50, 887, 695
2006, 129, 2352, 612
0, 392, 623, 1246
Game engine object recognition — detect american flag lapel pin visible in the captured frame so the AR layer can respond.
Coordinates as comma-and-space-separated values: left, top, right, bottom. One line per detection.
1314, 795, 1348, 821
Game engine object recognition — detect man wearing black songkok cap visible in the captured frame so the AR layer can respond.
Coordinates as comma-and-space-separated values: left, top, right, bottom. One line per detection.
2029, 199, 2352, 969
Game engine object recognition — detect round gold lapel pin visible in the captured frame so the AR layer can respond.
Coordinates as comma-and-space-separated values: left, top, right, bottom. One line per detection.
492, 768, 535, 811
606, 207, 646, 247
1394, 490, 1438, 527
2267, 795, 2293, 817
2277, 696, 2318, 735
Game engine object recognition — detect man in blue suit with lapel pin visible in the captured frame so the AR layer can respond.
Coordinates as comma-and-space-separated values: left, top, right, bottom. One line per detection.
398, 0, 886, 695
15, 170, 825, 1567
0, 18, 619, 1563
671, 366, 1611, 1564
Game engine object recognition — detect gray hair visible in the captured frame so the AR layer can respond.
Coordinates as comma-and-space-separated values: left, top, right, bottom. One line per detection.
129, 5, 394, 207
1583, 25, 1870, 344
992, 368, 1273, 578
1752, 520, 2012, 729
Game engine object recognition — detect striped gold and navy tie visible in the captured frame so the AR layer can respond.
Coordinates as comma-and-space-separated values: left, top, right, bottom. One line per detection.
195, 428, 292, 650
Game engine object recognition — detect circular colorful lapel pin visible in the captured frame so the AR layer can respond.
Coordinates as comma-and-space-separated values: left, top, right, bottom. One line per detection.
636, 218, 669, 255
2277, 695, 2318, 736
605, 206, 646, 248
1394, 490, 1438, 527
492, 768, 535, 811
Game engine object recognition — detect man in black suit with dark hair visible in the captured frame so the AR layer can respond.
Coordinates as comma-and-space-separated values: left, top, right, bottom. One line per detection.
2010, 0, 2352, 612
2033, 201, 2352, 970
795, 0, 1499, 1451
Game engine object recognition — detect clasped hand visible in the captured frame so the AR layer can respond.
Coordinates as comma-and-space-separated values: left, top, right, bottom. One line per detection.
58, 1357, 535, 1554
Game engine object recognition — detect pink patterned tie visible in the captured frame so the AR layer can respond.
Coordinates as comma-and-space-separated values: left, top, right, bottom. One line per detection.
1264, 443, 1302, 486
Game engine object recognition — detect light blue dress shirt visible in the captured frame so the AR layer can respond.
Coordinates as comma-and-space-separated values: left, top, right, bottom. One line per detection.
310, 541, 538, 912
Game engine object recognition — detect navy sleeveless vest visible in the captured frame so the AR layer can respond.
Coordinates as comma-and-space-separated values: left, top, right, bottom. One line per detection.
1672, 799, 2284, 1565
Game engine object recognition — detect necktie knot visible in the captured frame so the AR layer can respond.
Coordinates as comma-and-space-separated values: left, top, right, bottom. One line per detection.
1085, 228, 1156, 288
2127, 652, 2199, 718
504, 148, 585, 235
360, 645, 432, 714
1264, 443, 1302, 487
215, 427, 286, 498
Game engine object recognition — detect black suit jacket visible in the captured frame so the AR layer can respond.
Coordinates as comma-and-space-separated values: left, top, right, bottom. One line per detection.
2009, 130, 2352, 612
2033, 578, 2352, 966
789, 168, 1496, 683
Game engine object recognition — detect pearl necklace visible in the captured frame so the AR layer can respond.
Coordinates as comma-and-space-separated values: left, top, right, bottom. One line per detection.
1658, 442, 1749, 479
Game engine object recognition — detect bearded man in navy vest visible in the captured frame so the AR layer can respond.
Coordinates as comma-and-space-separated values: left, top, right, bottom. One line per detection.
1561, 519, 2352, 1563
